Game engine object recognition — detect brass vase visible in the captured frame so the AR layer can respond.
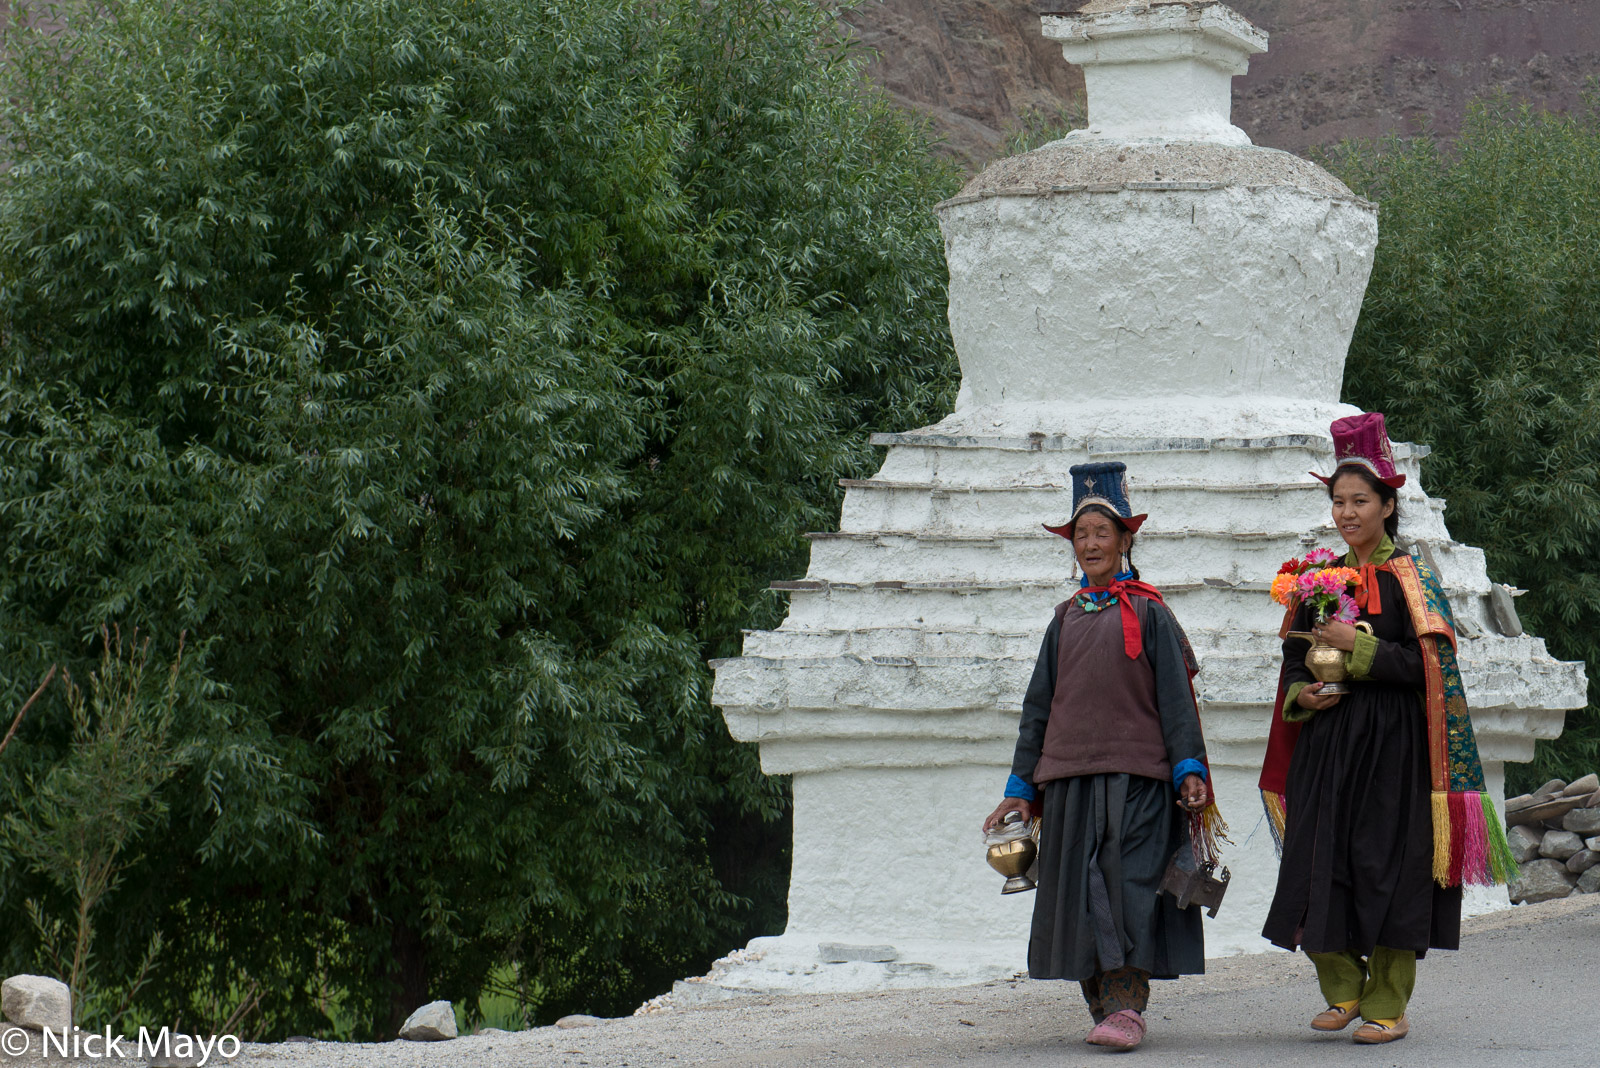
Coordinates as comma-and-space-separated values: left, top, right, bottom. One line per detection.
1287, 621, 1373, 697
984, 813, 1038, 894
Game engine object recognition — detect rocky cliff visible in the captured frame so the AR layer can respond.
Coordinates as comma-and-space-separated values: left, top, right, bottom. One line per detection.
846, 0, 1600, 166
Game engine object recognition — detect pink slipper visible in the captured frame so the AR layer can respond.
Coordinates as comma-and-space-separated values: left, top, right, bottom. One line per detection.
1085, 1009, 1145, 1050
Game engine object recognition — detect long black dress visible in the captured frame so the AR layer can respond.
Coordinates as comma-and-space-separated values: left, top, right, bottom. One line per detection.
1260, 561, 1462, 956
1012, 598, 1207, 981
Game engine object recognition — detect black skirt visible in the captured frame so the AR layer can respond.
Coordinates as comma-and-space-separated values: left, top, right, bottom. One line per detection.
1260, 681, 1462, 956
1029, 772, 1205, 980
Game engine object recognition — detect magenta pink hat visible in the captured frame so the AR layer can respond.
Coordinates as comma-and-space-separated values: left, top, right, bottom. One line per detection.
1312, 412, 1407, 489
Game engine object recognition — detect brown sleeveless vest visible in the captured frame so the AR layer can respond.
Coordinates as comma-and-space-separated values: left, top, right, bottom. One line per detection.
1029, 596, 1172, 785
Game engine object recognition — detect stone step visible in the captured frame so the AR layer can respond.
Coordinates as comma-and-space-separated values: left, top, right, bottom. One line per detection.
875, 442, 1354, 487
866, 431, 1428, 483
867, 430, 1427, 460
712, 650, 1579, 763
731, 632, 1568, 682
835, 477, 1454, 543
743, 619, 1500, 660
771, 576, 1503, 637
869, 430, 1338, 451
800, 528, 1494, 596
745, 622, 1269, 657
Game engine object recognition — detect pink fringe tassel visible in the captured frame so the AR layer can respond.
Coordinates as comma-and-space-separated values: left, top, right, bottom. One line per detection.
1460, 791, 1491, 886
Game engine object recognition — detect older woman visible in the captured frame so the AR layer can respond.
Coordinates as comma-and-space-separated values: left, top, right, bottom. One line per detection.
984, 461, 1221, 1052
1259, 413, 1517, 1045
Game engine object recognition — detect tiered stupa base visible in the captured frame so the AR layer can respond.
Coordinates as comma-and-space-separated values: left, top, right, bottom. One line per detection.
707, 403, 1581, 996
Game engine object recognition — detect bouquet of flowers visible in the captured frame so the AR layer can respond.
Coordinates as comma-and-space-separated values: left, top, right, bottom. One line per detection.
1269, 548, 1362, 624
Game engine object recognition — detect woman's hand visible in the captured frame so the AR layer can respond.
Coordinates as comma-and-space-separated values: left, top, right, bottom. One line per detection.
1176, 773, 1207, 812
983, 797, 1034, 832
1295, 681, 1342, 711
1312, 618, 1358, 652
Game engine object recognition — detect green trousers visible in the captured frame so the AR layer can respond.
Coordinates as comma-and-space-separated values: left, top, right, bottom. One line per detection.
1306, 946, 1416, 1021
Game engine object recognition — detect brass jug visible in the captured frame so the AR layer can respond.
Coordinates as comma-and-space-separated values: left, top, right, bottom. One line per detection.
1286, 621, 1373, 696
984, 812, 1039, 894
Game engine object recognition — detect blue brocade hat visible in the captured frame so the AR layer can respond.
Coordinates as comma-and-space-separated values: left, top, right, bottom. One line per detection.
1043, 461, 1148, 539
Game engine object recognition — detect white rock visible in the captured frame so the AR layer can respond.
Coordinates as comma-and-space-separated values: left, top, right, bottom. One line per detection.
1540, 829, 1585, 861
1, 975, 71, 1032
1588, 835, 1600, 852
555, 1015, 603, 1029
1510, 859, 1578, 904
398, 1001, 456, 1041
1506, 824, 1542, 863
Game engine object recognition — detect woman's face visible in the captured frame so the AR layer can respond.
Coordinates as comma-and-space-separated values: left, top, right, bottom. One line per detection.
1329, 471, 1393, 552
1073, 512, 1131, 585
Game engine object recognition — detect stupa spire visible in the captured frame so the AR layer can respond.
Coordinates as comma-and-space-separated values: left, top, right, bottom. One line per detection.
1042, 1, 1266, 144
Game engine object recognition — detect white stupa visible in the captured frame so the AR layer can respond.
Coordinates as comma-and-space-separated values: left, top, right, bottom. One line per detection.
702, 0, 1586, 997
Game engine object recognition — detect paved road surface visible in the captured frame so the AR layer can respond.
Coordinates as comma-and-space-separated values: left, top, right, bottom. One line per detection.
6, 895, 1596, 1066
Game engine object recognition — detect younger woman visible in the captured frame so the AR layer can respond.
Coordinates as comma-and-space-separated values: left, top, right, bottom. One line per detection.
1259, 413, 1516, 1044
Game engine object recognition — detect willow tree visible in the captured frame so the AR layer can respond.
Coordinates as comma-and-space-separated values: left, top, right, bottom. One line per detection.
0, 0, 957, 1036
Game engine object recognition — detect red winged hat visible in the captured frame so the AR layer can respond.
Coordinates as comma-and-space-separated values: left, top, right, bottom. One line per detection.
1312, 412, 1406, 489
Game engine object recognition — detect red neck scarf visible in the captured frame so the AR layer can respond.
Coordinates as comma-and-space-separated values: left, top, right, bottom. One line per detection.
1353, 562, 1383, 615
1078, 578, 1169, 659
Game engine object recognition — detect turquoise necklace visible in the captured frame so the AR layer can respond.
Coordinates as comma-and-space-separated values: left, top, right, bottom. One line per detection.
1076, 569, 1134, 613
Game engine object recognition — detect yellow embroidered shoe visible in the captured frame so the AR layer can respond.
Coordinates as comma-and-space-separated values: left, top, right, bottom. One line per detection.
1352, 1016, 1408, 1044
1311, 1002, 1360, 1031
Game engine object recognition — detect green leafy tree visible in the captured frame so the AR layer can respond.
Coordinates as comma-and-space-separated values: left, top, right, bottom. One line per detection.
0, 0, 957, 1037
1327, 96, 1600, 789
5, 630, 183, 1031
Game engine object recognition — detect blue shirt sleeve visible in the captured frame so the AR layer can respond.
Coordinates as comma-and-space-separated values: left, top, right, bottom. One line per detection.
1004, 773, 1037, 801
1171, 758, 1208, 791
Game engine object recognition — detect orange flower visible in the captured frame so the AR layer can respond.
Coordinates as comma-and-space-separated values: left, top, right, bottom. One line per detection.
1323, 566, 1361, 587
1270, 572, 1299, 607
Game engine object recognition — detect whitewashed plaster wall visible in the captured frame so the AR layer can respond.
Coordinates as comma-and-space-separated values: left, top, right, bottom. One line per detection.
705, 0, 1587, 997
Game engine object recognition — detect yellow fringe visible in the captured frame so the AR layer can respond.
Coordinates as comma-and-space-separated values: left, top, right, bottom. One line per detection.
1262, 791, 1287, 850
1431, 791, 1451, 886
1203, 804, 1231, 844
1193, 803, 1232, 866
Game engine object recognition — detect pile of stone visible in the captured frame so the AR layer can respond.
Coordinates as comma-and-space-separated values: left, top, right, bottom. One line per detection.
1506, 773, 1600, 903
